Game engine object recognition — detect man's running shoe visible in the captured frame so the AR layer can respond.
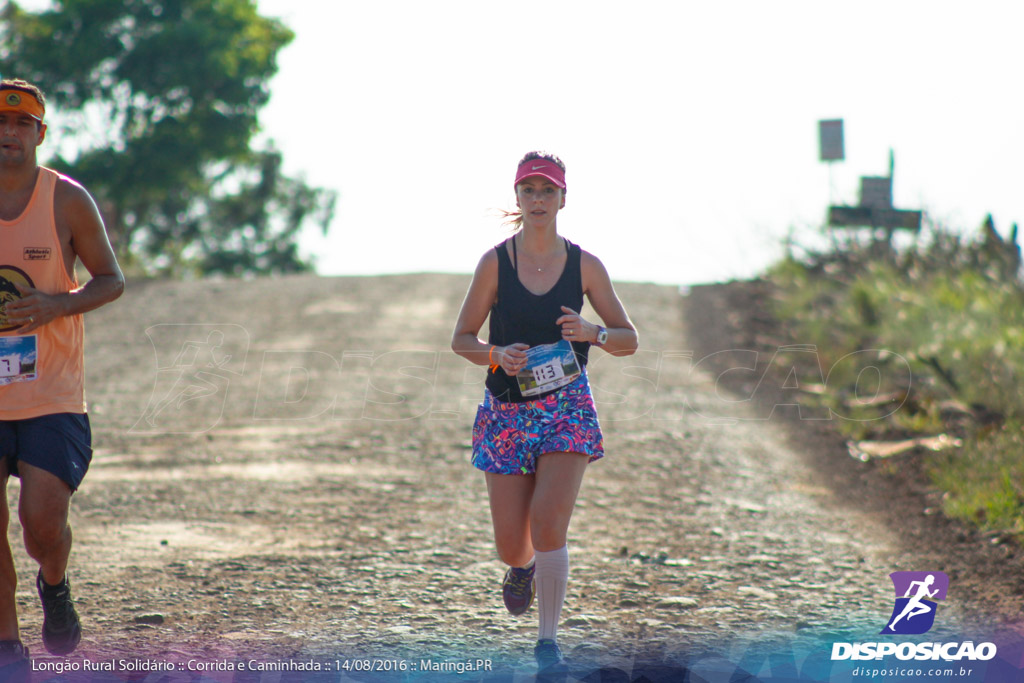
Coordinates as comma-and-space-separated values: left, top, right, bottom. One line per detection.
37, 570, 82, 655
0, 640, 30, 683
534, 639, 569, 677
502, 564, 536, 616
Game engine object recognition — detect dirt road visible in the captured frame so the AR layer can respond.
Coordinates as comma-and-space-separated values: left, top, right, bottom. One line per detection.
5, 274, 1020, 681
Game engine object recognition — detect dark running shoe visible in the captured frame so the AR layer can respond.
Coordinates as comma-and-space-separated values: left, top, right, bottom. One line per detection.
37, 570, 82, 655
502, 564, 535, 616
0, 640, 30, 683
534, 639, 569, 678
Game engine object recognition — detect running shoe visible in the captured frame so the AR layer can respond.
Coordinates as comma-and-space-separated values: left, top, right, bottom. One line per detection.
0, 640, 30, 683
502, 564, 536, 615
534, 639, 569, 677
37, 570, 82, 655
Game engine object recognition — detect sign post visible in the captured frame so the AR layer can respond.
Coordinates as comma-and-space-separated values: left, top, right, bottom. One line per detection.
819, 119, 844, 204
818, 120, 922, 242
818, 119, 845, 162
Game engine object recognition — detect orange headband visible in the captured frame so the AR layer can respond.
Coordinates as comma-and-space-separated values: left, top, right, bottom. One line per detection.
0, 89, 45, 122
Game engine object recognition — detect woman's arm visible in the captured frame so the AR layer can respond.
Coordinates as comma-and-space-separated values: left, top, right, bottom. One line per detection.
451, 249, 529, 374
556, 250, 638, 356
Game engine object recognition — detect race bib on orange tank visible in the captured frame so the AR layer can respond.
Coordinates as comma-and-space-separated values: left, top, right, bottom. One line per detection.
0, 266, 40, 385
0, 335, 39, 385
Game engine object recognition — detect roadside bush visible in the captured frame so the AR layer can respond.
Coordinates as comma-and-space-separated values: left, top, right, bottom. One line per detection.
767, 219, 1024, 539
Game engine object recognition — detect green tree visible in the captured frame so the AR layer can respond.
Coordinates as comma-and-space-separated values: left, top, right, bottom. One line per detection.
0, 0, 335, 276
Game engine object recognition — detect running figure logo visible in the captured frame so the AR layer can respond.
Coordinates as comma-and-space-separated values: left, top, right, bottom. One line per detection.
881, 571, 949, 635
132, 324, 249, 434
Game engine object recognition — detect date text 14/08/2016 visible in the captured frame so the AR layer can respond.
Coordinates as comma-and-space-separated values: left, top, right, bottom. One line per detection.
32, 658, 497, 676
339, 659, 494, 674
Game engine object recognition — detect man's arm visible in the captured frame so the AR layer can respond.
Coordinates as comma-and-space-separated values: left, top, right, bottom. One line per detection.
7, 177, 123, 333
60, 176, 125, 311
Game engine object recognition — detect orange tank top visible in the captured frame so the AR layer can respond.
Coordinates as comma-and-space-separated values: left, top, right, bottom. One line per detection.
0, 167, 86, 419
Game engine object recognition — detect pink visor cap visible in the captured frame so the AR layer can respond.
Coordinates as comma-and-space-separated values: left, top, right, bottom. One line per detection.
514, 159, 566, 189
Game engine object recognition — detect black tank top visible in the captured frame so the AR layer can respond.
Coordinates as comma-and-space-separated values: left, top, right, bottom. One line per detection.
485, 236, 590, 402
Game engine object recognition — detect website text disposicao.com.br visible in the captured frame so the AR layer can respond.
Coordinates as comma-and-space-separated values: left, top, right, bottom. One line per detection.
837, 640, 997, 679
851, 665, 978, 679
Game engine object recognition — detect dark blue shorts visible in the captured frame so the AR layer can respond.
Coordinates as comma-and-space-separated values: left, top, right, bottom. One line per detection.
0, 413, 92, 491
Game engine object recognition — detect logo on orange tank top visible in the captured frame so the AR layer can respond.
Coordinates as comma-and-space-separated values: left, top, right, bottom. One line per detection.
0, 265, 35, 332
23, 247, 51, 261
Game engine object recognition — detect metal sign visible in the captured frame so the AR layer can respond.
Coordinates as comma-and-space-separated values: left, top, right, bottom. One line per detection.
828, 206, 922, 233
859, 177, 893, 209
819, 119, 845, 162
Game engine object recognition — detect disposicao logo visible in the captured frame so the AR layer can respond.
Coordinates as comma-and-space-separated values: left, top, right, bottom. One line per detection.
882, 571, 948, 635
831, 570, 997, 663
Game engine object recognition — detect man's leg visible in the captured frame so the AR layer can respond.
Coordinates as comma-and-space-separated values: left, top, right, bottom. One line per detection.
18, 462, 81, 655
19, 463, 74, 584
0, 458, 31, 682
0, 460, 20, 642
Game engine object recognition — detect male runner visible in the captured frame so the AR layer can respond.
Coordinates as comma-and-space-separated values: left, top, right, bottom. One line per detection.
0, 78, 124, 671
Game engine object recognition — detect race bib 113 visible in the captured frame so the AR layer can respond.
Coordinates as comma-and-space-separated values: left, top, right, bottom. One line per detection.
516, 339, 581, 397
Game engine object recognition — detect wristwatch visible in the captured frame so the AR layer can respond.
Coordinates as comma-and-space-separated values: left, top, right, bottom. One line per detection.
595, 326, 608, 346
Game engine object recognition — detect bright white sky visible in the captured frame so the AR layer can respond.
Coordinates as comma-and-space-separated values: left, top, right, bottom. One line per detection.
254, 1, 1024, 286
32, 0, 1024, 285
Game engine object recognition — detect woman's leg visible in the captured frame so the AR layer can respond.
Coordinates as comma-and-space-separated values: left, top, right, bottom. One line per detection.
530, 452, 589, 643
485, 471, 539, 616
530, 452, 589, 551
484, 472, 535, 567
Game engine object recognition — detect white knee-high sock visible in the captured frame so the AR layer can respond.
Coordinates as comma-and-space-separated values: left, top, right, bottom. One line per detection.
535, 545, 569, 641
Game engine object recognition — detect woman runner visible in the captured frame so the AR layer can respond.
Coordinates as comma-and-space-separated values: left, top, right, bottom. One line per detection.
451, 151, 638, 675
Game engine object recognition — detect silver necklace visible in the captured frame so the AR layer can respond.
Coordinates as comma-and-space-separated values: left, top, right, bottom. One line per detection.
519, 234, 559, 272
